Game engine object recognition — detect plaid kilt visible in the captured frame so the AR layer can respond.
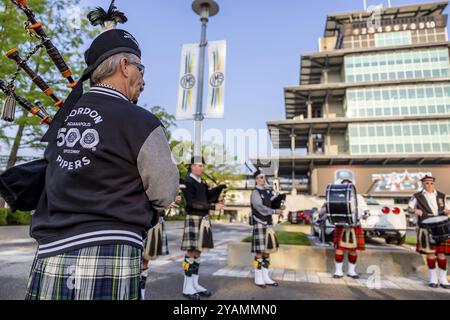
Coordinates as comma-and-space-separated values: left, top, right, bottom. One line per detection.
333, 225, 365, 251
143, 218, 169, 259
161, 219, 169, 256
25, 244, 142, 300
181, 215, 214, 251
416, 228, 450, 255
251, 223, 278, 254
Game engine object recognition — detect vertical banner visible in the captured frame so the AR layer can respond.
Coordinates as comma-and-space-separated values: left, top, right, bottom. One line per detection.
205, 40, 226, 119
176, 43, 199, 120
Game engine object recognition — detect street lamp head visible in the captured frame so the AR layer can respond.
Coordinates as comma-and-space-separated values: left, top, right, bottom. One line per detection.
192, 0, 220, 18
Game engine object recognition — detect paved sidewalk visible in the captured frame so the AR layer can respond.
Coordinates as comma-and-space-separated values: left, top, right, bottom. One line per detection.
213, 266, 450, 294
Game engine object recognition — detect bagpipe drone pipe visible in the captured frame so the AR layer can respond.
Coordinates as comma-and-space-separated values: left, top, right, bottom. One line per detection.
0, 0, 127, 212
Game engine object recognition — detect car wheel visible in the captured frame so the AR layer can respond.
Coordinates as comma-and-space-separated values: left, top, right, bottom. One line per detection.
396, 235, 406, 246
325, 234, 334, 242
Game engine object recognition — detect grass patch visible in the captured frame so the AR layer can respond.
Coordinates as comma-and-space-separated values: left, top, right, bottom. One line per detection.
406, 235, 417, 246
243, 231, 310, 246
165, 215, 186, 222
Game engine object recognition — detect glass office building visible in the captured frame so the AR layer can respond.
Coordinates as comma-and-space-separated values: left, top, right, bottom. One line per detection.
254, 2, 450, 198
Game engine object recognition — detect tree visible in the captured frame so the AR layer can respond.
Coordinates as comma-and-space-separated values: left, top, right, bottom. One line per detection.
0, 0, 93, 207
0, 0, 93, 167
149, 105, 176, 141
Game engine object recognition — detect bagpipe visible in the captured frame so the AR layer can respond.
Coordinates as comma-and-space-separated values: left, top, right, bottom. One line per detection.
1, 0, 79, 124
244, 162, 286, 210
0, 0, 79, 211
180, 161, 228, 205
270, 192, 286, 210
0, 0, 126, 211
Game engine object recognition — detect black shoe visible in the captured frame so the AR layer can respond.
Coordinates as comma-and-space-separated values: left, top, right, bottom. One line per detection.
255, 284, 266, 288
197, 290, 212, 297
183, 293, 201, 300
333, 274, 344, 279
440, 283, 450, 289
266, 282, 279, 287
347, 274, 360, 280
429, 283, 439, 289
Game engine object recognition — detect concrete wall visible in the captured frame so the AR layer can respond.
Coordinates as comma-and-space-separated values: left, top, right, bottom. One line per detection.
324, 101, 344, 119
228, 242, 442, 278
326, 134, 347, 155
326, 70, 343, 83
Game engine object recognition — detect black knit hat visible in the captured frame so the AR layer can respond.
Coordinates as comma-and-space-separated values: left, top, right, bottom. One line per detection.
84, 29, 141, 77
42, 29, 141, 142
253, 169, 264, 179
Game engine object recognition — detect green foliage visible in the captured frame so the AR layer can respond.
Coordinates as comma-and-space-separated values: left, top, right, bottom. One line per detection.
7, 209, 31, 225
0, 208, 31, 225
0, 208, 8, 225
0, 0, 94, 167
149, 105, 177, 140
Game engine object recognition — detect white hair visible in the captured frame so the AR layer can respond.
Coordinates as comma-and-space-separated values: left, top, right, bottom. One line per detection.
90, 52, 140, 85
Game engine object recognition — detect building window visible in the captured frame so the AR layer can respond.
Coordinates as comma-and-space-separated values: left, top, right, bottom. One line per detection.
346, 83, 450, 119
344, 47, 450, 83
348, 120, 450, 155
375, 31, 412, 47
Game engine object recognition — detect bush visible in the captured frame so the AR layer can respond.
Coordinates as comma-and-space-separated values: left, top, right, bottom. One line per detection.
0, 208, 8, 226
7, 210, 31, 225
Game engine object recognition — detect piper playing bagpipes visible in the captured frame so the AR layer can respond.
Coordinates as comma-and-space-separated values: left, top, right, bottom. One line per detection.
0, 0, 179, 300
250, 169, 285, 288
180, 156, 227, 300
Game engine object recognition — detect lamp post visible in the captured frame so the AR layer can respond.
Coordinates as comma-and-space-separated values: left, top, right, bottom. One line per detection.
191, 0, 220, 159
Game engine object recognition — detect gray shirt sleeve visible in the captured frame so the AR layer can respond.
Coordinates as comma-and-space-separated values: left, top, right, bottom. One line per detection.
251, 190, 275, 216
137, 126, 179, 211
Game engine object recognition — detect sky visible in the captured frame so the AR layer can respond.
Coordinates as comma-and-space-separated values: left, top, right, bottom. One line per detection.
2, 0, 446, 160
77, 0, 443, 137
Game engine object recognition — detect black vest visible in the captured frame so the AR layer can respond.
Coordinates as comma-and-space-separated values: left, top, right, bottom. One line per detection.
251, 188, 274, 225
413, 191, 447, 225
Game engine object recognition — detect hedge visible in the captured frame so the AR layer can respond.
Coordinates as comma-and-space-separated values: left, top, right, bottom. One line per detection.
0, 209, 8, 226
0, 208, 31, 226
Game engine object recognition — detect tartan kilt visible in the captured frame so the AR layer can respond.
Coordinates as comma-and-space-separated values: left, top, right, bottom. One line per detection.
251, 223, 278, 254
143, 218, 169, 260
416, 228, 450, 255
25, 244, 142, 300
181, 215, 214, 251
333, 225, 365, 251
161, 219, 169, 256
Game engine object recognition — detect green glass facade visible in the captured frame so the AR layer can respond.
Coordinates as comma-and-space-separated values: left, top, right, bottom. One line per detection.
346, 84, 450, 118
349, 120, 450, 155
345, 47, 450, 83
375, 31, 412, 47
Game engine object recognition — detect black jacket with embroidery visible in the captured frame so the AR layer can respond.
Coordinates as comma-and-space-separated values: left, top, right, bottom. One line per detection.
30, 86, 179, 258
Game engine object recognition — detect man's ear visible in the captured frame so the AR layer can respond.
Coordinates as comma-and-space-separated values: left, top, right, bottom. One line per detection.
119, 58, 129, 78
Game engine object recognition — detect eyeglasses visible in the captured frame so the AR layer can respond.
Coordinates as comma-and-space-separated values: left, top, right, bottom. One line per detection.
128, 61, 145, 77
